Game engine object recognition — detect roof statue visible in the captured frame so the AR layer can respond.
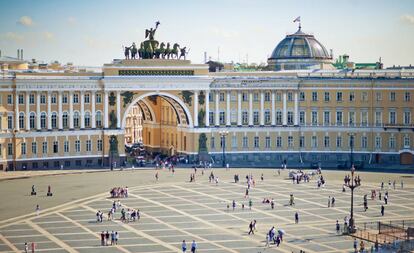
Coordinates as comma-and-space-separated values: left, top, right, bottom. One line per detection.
122, 21, 189, 60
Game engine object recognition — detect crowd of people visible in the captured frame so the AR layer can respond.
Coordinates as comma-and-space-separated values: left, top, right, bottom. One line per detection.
109, 187, 129, 198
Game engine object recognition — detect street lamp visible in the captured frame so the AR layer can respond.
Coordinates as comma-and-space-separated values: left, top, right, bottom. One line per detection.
219, 130, 229, 168
345, 133, 360, 234
109, 135, 117, 171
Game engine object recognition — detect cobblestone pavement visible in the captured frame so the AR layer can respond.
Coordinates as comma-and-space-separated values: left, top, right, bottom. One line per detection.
0, 169, 413, 253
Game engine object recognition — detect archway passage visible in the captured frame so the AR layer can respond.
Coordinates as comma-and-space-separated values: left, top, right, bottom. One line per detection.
400, 152, 413, 165
124, 94, 190, 166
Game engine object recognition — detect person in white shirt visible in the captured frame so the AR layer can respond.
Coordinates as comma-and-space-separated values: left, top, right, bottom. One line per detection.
191, 240, 197, 253
181, 240, 187, 252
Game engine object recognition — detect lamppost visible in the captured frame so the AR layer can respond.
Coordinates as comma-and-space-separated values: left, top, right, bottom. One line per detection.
219, 130, 229, 168
345, 133, 360, 234
109, 135, 117, 171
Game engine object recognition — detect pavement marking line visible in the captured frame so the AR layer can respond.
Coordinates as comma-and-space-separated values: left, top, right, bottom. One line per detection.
26, 220, 79, 253
55, 212, 132, 253
128, 192, 297, 253
0, 234, 20, 253
81, 204, 183, 253
171, 185, 341, 252
101, 197, 240, 253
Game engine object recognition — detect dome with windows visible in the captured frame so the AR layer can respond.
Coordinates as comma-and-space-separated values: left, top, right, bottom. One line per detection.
267, 26, 334, 71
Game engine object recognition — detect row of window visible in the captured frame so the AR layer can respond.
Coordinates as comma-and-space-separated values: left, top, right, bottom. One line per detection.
208, 91, 412, 103
206, 110, 412, 126
209, 135, 412, 150
2, 111, 103, 130
1, 139, 103, 156
5, 92, 103, 105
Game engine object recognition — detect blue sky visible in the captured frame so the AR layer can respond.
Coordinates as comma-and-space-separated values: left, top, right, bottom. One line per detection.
1, 0, 413, 67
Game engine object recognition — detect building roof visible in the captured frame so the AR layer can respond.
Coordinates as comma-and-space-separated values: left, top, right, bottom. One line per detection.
0, 55, 27, 64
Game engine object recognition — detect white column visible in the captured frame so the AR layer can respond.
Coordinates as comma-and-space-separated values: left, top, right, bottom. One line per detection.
80, 91, 85, 129
271, 91, 276, 126
91, 91, 96, 128
15, 92, 19, 131
47, 92, 51, 130
283, 92, 287, 126
215, 92, 219, 126
104, 91, 109, 128
69, 91, 74, 129
237, 91, 242, 126
194, 91, 199, 127
260, 91, 264, 126
226, 91, 231, 126
248, 92, 253, 126
116, 91, 121, 129
58, 92, 63, 129
36, 92, 41, 130
294, 92, 299, 126
25, 92, 30, 131
205, 91, 210, 127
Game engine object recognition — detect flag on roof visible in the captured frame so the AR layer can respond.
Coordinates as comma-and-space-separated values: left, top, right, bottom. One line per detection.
293, 16, 301, 23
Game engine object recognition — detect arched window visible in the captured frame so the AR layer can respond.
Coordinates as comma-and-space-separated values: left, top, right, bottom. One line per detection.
73, 112, 80, 128
62, 112, 68, 128
96, 111, 102, 128
84, 112, 90, 128
30, 112, 36, 129
19, 112, 25, 129
40, 112, 47, 129
51, 112, 57, 129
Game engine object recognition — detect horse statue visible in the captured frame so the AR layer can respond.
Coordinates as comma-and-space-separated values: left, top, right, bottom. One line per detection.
130, 43, 138, 59
163, 43, 171, 59
138, 42, 145, 59
155, 42, 166, 59
170, 43, 180, 59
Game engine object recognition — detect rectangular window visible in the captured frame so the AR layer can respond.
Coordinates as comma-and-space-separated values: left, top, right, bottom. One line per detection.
311, 136, 318, 148
84, 94, 90, 103
253, 93, 259, 102
242, 111, 248, 125
230, 111, 237, 124
40, 94, 46, 104
361, 92, 368, 102
312, 92, 318, 102
361, 111, 368, 126
86, 140, 92, 152
264, 111, 271, 125
403, 135, 410, 148
73, 94, 79, 104
376, 92, 382, 102
8, 115, 13, 130
288, 136, 293, 148
276, 93, 281, 101
324, 111, 330, 126
18, 94, 24, 104
264, 92, 270, 102
21, 143, 26, 155
75, 140, 81, 152
29, 94, 35, 104
336, 111, 343, 126
97, 140, 102, 151
64, 141, 69, 153
324, 136, 330, 148
390, 92, 396, 102
231, 136, 237, 148
324, 92, 330, 102
230, 93, 236, 102
336, 136, 342, 148
96, 93, 102, 103
254, 136, 259, 148
276, 111, 282, 125
375, 136, 381, 149
389, 111, 396, 125
404, 111, 411, 125
242, 136, 248, 148
253, 111, 259, 125
375, 111, 382, 126
7, 94, 13, 105
209, 112, 214, 125
62, 93, 68, 104
219, 112, 225, 125
8, 143, 13, 156
389, 136, 396, 149
299, 111, 305, 125
219, 92, 225, 102
265, 136, 271, 148
42, 142, 47, 154
210, 137, 215, 149
349, 111, 355, 126
336, 92, 343, 102
53, 141, 58, 153
209, 92, 214, 102
276, 136, 282, 148
287, 92, 293, 101
51, 94, 57, 104
299, 92, 305, 101
361, 136, 368, 149
311, 111, 318, 126
32, 142, 37, 154
287, 111, 293, 125
242, 92, 248, 102
349, 92, 355, 102
404, 92, 411, 102
299, 136, 305, 148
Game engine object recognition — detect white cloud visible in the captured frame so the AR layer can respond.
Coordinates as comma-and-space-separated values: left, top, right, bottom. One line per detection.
1, 32, 24, 42
67, 17, 77, 25
18, 16, 34, 27
401, 14, 414, 25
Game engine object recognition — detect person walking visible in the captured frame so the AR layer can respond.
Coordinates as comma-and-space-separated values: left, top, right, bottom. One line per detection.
100, 231, 105, 246
353, 238, 357, 253
271, 199, 275, 210
248, 221, 254, 235
24, 242, 28, 253
111, 231, 115, 245
115, 231, 119, 245
232, 200, 236, 211
191, 240, 197, 253
360, 240, 365, 252
182, 240, 187, 253
265, 233, 270, 247
328, 196, 331, 207
35, 205, 40, 216
336, 220, 340, 234
381, 205, 385, 216
248, 199, 252, 210
331, 197, 335, 207
295, 212, 299, 224
155, 172, 159, 181
401, 180, 404, 189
